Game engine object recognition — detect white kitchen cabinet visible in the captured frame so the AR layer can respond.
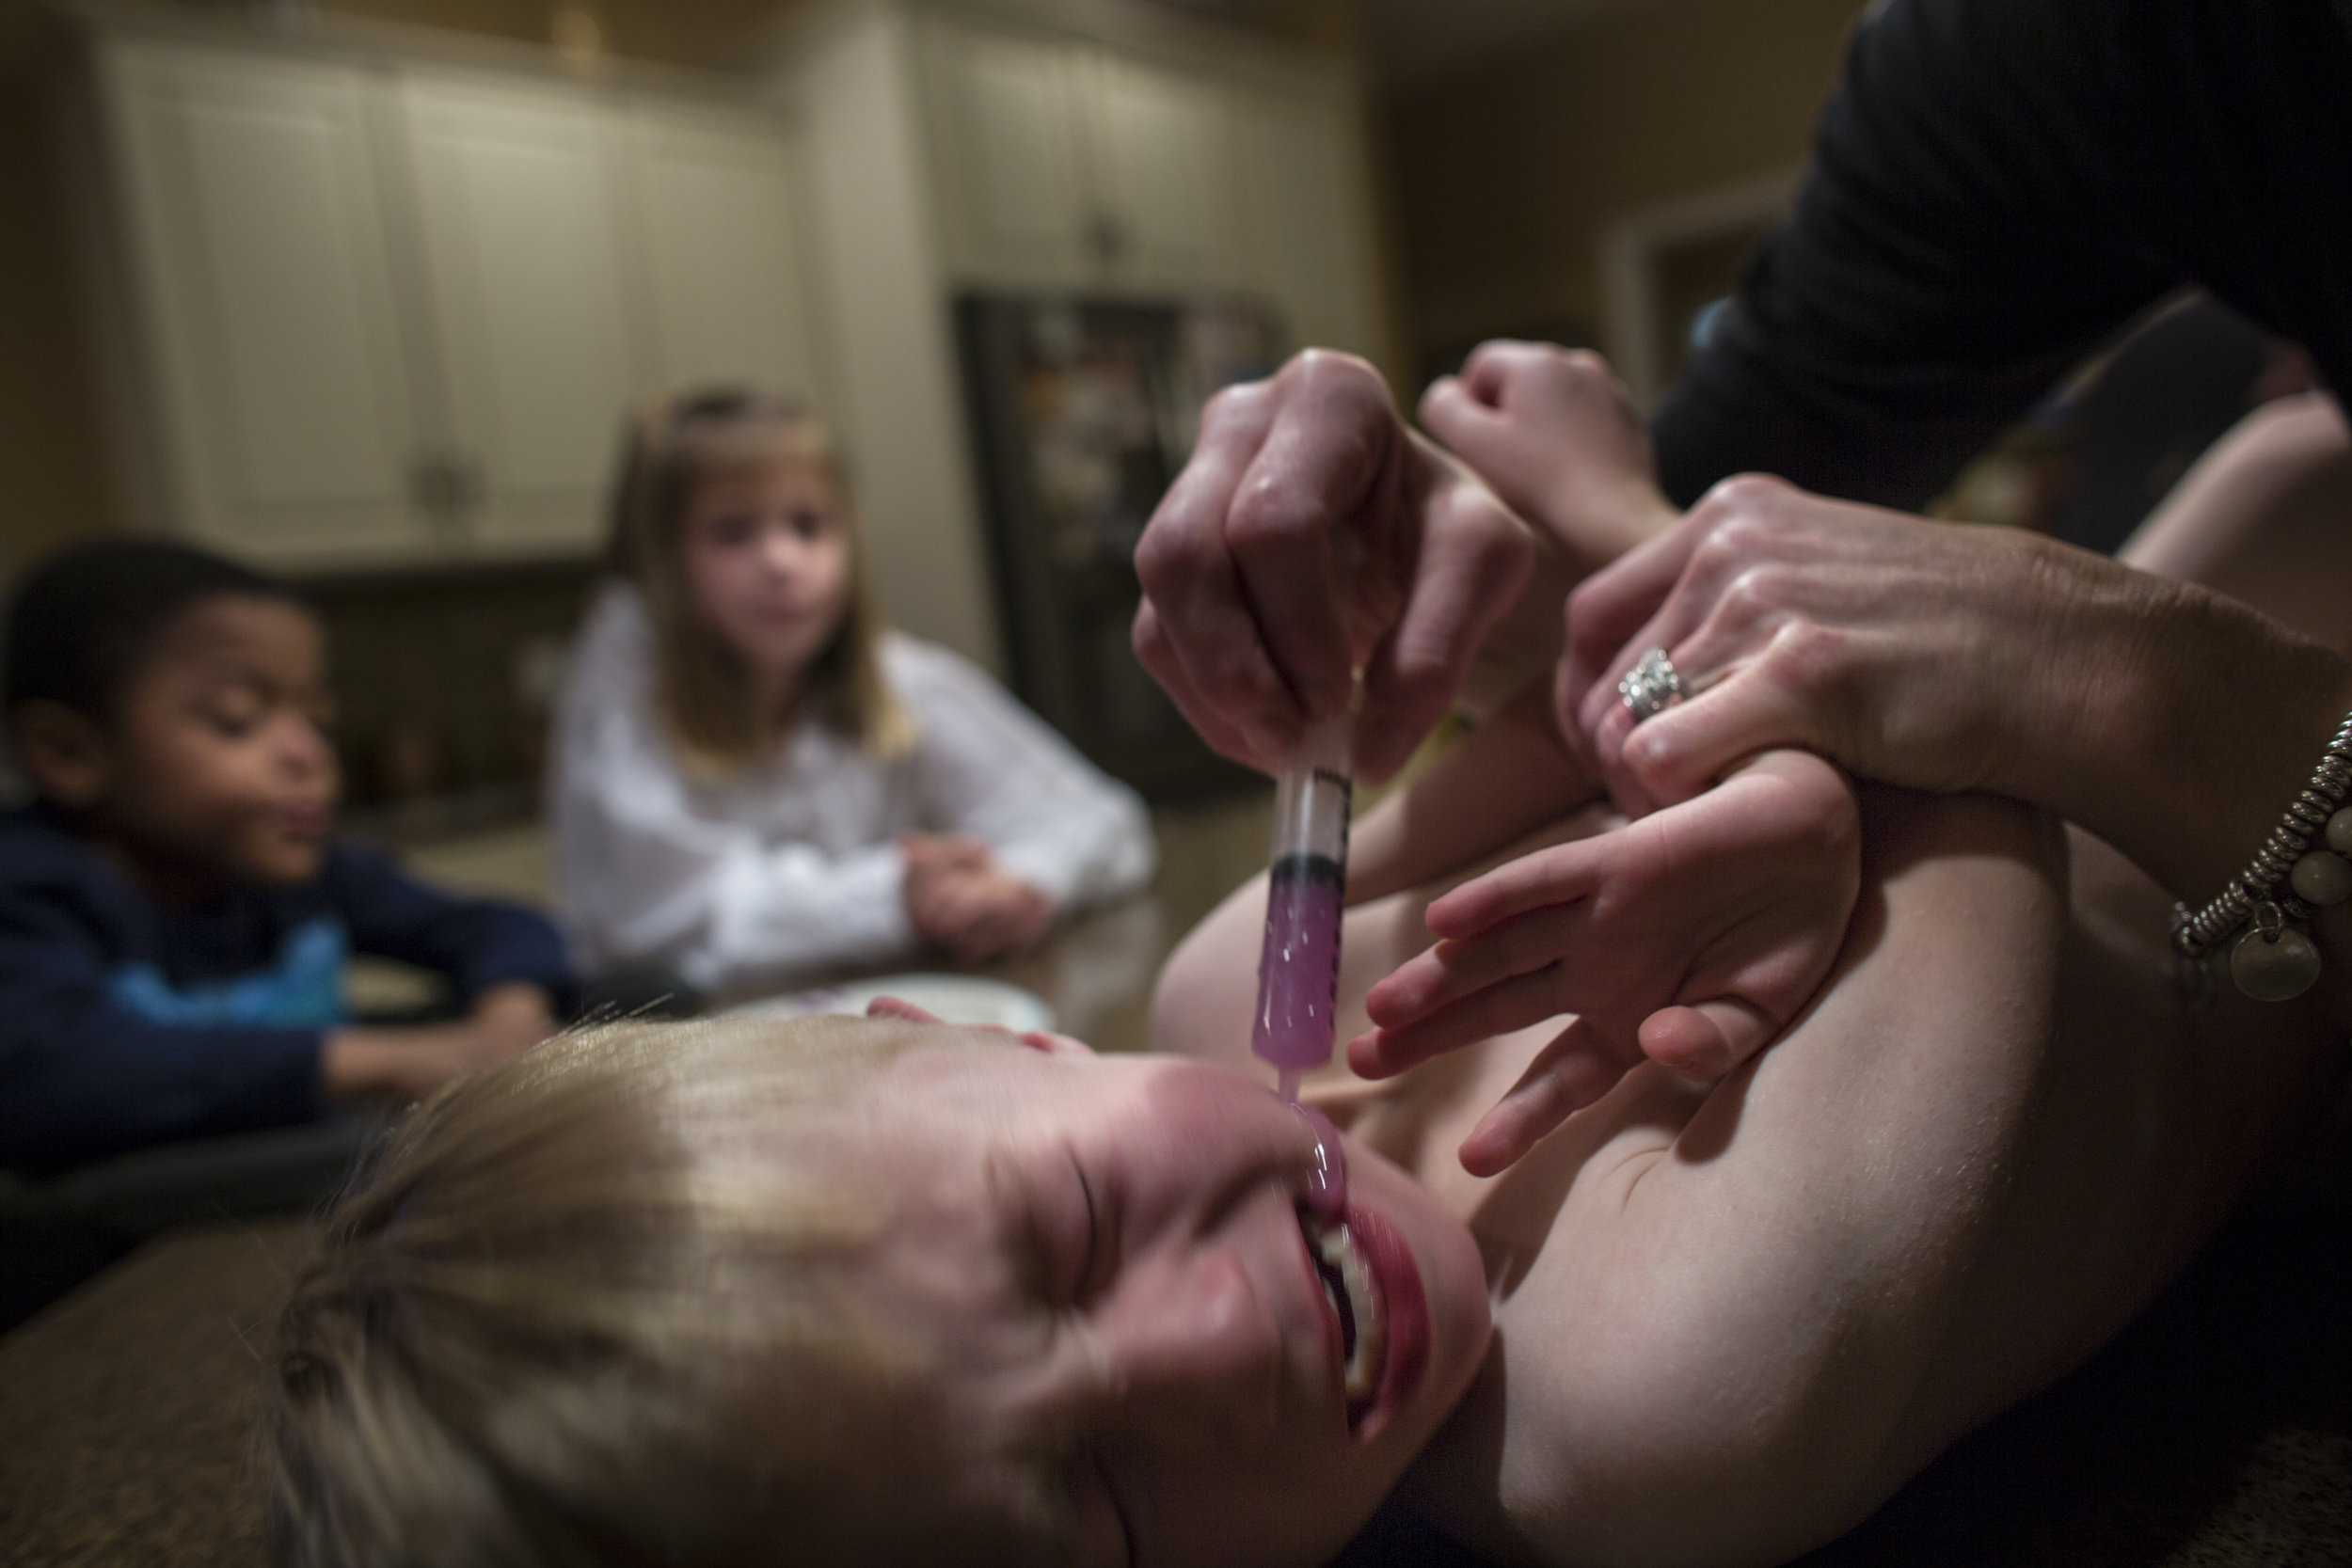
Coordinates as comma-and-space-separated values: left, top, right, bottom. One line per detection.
1229, 75, 1382, 360
1081, 51, 1237, 292
918, 16, 1245, 295
102, 40, 433, 566
72, 17, 827, 573
395, 72, 646, 559
626, 103, 827, 399
922, 23, 1095, 287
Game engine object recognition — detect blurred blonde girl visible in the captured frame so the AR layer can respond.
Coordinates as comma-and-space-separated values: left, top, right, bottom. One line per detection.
550, 388, 1153, 993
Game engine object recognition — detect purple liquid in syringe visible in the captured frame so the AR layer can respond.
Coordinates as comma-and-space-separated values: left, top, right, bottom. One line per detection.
1254, 851, 1346, 1095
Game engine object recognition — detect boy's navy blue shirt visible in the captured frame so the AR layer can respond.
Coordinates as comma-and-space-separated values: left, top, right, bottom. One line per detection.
0, 804, 574, 1176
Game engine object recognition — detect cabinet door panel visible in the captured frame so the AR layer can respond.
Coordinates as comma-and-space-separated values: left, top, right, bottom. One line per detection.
112, 42, 428, 566
627, 106, 823, 400
1084, 55, 1238, 291
399, 75, 644, 557
1232, 83, 1381, 358
925, 24, 1092, 285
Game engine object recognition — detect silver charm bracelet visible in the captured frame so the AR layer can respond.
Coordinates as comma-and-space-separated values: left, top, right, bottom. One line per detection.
2172, 706, 2352, 1001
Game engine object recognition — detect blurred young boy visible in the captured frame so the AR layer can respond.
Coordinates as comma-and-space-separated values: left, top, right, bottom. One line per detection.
0, 541, 574, 1179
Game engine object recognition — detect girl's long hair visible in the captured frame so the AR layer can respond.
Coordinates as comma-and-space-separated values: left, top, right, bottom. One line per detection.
602, 388, 911, 770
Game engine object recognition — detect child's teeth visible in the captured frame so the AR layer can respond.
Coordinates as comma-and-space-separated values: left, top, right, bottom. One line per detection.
1306, 1218, 1387, 1404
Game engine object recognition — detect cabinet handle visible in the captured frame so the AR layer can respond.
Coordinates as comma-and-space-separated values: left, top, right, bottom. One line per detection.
407, 451, 482, 538
451, 452, 485, 517
408, 452, 455, 520
1087, 211, 1125, 270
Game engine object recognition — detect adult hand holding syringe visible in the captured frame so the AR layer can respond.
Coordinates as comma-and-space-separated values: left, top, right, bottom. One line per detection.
1131, 351, 1534, 784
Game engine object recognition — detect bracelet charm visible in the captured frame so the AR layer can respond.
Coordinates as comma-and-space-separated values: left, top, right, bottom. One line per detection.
2229, 901, 2324, 1002
2173, 708, 2352, 1003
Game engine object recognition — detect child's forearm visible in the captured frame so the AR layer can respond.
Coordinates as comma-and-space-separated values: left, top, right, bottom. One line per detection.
1349, 681, 1601, 906
323, 986, 555, 1102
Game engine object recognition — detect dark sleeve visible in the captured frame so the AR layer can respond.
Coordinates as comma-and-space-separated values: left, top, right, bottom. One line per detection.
1652, 0, 2186, 510
323, 845, 576, 1011
0, 895, 323, 1176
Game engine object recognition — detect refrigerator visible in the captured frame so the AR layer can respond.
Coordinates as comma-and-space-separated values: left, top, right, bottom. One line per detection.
957, 293, 1285, 802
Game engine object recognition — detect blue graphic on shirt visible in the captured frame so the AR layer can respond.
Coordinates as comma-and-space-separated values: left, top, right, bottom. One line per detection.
106, 916, 350, 1028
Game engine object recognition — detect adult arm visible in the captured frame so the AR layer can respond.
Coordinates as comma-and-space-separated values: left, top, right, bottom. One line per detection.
1565, 475, 2352, 908
1653, 0, 2189, 510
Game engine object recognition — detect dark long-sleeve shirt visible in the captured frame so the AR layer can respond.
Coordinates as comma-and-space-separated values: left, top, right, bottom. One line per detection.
1654, 0, 2352, 512
0, 805, 573, 1176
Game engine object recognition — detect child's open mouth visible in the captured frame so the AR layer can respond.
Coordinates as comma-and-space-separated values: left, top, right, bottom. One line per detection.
1300, 1210, 1387, 1424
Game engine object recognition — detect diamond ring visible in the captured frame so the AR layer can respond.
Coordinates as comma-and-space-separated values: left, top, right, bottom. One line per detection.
1617, 647, 1684, 722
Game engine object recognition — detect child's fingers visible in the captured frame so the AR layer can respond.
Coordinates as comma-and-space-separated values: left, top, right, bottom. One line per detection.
1349, 963, 1581, 1078
1365, 907, 1583, 1026
1423, 838, 1607, 940
1638, 997, 1776, 1083
1456, 1016, 1625, 1177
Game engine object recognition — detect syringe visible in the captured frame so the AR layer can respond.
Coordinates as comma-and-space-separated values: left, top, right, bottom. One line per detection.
1251, 713, 1355, 1104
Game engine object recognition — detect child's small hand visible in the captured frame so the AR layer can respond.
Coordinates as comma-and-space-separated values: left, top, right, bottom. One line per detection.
1349, 750, 1859, 1176
463, 981, 560, 1053
899, 832, 993, 879
901, 835, 1054, 962
322, 982, 558, 1102
1419, 341, 1679, 571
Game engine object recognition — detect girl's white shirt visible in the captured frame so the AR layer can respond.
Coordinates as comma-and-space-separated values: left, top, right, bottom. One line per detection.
550, 583, 1157, 990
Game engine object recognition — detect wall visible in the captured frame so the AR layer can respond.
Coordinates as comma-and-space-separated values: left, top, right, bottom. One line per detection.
1382, 0, 1865, 383
0, 1, 108, 587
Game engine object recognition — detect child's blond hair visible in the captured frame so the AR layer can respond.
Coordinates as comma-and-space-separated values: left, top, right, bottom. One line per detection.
603, 388, 912, 769
267, 1016, 1065, 1566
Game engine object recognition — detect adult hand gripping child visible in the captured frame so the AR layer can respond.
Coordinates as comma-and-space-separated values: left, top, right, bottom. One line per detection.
1344, 688, 1860, 1176
1321, 341, 1854, 1175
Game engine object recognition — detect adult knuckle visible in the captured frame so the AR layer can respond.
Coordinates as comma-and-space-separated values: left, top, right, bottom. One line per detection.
1756, 618, 1851, 710
1199, 378, 1268, 435
1129, 606, 1169, 667
1130, 523, 1194, 592
1705, 471, 1793, 515
1225, 476, 1312, 556
1717, 565, 1780, 623
1688, 524, 1747, 582
1769, 617, 1842, 677
1287, 346, 1380, 404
